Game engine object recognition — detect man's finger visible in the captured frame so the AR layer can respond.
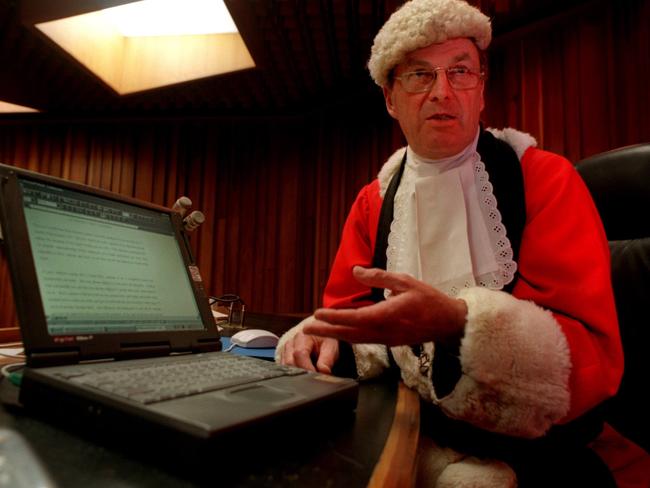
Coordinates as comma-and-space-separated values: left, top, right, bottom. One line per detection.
313, 309, 361, 325
316, 339, 339, 374
304, 323, 383, 344
303, 322, 350, 339
352, 266, 412, 293
314, 300, 399, 327
292, 334, 317, 372
293, 349, 317, 371
282, 340, 295, 366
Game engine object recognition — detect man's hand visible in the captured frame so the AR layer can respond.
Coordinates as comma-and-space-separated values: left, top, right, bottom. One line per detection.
280, 330, 340, 374
304, 266, 467, 347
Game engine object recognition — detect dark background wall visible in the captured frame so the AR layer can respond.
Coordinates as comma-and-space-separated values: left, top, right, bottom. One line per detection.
1, 0, 648, 331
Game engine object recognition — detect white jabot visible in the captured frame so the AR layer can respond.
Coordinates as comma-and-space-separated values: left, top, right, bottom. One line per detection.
386, 129, 515, 297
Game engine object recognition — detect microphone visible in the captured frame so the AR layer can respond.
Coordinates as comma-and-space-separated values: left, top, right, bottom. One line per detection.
183, 210, 205, 232
172, 196, 192, 217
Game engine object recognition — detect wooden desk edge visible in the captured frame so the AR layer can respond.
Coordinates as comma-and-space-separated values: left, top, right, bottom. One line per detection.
367, 381, 421, 488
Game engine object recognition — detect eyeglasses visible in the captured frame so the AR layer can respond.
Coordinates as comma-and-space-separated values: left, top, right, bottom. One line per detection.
394, 66, 485, 93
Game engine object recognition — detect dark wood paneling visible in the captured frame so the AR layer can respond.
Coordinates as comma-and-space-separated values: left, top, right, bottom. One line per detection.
0, 107, 395, 327
2, 0, 649, 329
483, 0, 650, 161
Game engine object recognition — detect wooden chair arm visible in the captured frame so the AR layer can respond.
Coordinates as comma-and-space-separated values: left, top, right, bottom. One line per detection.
368, 381, 421, 488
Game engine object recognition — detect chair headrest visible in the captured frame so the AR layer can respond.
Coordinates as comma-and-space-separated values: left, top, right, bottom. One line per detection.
576, 144, 650, 240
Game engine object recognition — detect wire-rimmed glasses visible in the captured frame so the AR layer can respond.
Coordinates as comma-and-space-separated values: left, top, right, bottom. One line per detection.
394, 66, 484, 93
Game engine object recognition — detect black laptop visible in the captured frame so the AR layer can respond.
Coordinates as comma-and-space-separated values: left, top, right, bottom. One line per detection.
0, 163, 357, 441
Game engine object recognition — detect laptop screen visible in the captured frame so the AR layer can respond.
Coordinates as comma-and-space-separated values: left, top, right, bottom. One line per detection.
18, 177, 205, 336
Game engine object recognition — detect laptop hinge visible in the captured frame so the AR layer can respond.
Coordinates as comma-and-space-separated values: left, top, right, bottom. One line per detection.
118, 343, 172, 360
196, 340, 221, 353
28, 350, 81, 368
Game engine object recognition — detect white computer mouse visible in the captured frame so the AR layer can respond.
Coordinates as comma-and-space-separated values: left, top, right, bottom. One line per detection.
229, 329, 279, 349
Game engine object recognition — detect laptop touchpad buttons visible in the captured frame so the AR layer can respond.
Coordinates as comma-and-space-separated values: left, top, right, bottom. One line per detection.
223, 384, 298, 404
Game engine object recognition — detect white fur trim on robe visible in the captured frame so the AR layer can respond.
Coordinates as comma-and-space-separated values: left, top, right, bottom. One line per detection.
486, 127, 537, 160
390, 287, 571, 438
435, 457, 517, 488
438, 287, 572, 438
275, 316, 390, 379
417, 436, 517, 487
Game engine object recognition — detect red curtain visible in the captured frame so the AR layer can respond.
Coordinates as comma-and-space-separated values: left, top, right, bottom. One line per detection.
1, 0, 648, 329
0, 112, 402, 328
483, 0, 650, 162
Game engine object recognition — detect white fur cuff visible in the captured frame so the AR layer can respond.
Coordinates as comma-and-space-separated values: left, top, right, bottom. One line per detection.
352, 344, 390, 379
440, 287, 571, 438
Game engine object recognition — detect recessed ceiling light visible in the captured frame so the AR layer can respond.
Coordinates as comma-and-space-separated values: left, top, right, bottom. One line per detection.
0, 101, 39, 113
35, 0, 255, 95
101, 0, 238, 37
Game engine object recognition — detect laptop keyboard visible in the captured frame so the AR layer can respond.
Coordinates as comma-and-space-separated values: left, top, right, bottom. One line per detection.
53, 354, 306, 404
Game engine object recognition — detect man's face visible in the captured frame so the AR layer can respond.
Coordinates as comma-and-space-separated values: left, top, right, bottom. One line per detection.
383, 38, 485, 159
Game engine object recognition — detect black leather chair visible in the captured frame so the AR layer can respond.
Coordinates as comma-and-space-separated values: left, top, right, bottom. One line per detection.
576, 143, 650, 452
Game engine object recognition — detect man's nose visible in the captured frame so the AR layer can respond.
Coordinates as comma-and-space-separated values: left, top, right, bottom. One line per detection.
427, 70, 453, 100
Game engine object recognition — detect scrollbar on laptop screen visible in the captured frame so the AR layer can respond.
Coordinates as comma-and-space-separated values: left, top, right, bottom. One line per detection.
18, 178, 205, 335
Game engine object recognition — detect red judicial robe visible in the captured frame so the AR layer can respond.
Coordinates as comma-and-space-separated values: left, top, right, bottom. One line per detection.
319, 137, 648, 485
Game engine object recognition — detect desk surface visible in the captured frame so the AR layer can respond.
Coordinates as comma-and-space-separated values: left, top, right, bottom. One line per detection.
0, 377, 398, 487
0, 312, 405, 487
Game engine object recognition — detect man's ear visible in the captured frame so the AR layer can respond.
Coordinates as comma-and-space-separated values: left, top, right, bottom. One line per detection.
383, 85, 398, 119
